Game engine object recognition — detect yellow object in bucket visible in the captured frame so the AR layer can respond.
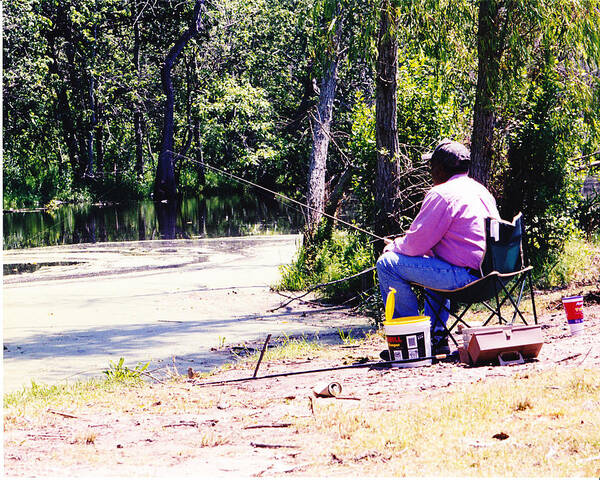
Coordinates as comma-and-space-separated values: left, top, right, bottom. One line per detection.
383, 288, 432, 367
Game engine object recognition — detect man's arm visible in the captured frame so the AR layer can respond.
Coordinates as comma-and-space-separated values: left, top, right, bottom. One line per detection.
385, 191, 452, 257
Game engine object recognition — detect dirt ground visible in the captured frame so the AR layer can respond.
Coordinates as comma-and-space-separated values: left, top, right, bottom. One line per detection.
4, 287, 599, 478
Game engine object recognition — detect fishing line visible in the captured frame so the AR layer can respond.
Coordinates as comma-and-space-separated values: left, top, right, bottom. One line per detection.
169, 150, 386, 241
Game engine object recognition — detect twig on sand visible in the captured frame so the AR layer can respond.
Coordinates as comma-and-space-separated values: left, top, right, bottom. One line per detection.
27, 433, 69, 439
163, 421, 198, 428
244, 423, 292, 429
251, 442, 299, 449
556, 353, 582, 363
577, 347, 593, 366
253, 334, 271, 378
172, 355, 179, 376
142, 372, 167, 385
47, 409, 79, 419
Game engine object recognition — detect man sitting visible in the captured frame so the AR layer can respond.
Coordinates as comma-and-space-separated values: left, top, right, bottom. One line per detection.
376, 139, 500, 354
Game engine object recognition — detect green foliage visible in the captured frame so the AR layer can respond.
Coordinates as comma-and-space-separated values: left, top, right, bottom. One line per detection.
348, 58, 469, 234
196, 76, 282, 174
278, 228, 375, 301
4, 0, 600, 310
538, 237, 600, 288
501, 55, 595, 278
103, 357, 149, 382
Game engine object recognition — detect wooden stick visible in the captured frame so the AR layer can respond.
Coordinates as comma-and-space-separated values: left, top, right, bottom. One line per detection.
250, 442, 299, 449
577, 347, 593, 366
253, 334, 271, 378
47, 409, 78, 419
244, 423, 292, 429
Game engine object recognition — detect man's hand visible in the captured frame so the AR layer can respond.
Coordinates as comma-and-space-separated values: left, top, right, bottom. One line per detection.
383, 236, 396, 253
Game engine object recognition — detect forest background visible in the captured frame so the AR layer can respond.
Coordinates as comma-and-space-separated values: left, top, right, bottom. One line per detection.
4, 0, 600, 302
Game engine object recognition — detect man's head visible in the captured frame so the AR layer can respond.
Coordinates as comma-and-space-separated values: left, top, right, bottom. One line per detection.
423, 139, 471, 185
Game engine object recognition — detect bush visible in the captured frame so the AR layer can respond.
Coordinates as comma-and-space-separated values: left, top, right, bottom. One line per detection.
278, 228, 376, 302
501, 60, 579, 276
538, 238, 600, 288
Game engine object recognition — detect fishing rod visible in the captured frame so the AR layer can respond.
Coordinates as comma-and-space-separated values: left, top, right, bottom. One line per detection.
168, 150, 387, 241
193, 353, 456, 387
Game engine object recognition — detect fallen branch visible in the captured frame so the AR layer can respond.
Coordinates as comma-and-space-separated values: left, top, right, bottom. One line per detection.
244, 423, 292, 430
47, 409, 79, 419
162, 421, 198, 428
270, 266, 375, 312
577, 347, 593, 366
250, 442, 299, 449
556, 353, 582, 363
274, 290, 327, 308
142, 372, 167, 385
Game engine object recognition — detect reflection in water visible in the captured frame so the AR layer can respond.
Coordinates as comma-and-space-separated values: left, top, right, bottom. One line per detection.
3, 193, 303, 249
156, 201, 179, 240
3, 261, 81, 275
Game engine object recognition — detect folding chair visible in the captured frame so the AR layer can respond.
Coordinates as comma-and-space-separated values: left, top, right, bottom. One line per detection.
411, 213, 538, 349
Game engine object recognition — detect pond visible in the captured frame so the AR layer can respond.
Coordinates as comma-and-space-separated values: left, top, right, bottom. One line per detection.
3, 192, 304, 250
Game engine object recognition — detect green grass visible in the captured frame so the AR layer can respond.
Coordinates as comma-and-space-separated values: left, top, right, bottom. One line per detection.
298, 367, 600, 476
4, 377, 141, 416
277, 229, 375, 301
543, 237, 600, 287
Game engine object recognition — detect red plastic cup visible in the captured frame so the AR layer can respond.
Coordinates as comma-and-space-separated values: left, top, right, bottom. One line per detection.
562, 295, 584, 321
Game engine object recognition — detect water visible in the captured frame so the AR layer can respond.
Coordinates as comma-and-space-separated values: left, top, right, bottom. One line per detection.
3, 193, 304, 250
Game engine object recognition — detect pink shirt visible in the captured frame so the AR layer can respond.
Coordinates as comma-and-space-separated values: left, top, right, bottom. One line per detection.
385, 173, 500, 270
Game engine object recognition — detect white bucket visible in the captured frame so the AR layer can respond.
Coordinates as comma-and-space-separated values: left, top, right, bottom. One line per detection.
383, 288, 431, 368
384, 316, 432, 367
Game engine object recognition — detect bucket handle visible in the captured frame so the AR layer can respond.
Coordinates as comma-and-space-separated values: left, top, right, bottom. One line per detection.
385, 287, 396, 323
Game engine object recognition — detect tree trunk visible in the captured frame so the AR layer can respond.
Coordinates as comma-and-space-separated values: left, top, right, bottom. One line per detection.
284, 61, 317, 135
46, 33, 82, 178
95, 105, 104, 173
154, 0, 205, 201
470, 0, 503, 187
63, 36, 89, 183
321, 167, 353, 239
305, 2, 343, 238
375, 0, 400, 236
133, 1, 144, 178
194, 118, 205, 186
86, 22, 98, 177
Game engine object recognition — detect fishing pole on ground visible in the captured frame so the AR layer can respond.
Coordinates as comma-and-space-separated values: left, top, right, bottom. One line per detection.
192, 353, 457, 387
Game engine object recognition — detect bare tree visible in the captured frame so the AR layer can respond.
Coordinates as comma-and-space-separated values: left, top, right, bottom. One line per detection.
305, 0, 344, 239
375, 0, 400, 236
154, 0, 206, 201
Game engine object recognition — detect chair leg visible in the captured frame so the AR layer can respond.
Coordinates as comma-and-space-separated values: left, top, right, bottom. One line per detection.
499, 277, 530, 325
482, 282, 503, 326
423, 294, 460, 347
510, 277, 528, 324
481, 276, 530, 326
527, 271, 538, 324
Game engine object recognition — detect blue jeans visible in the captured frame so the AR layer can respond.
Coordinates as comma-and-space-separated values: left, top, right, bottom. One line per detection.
376, 251, 478, 344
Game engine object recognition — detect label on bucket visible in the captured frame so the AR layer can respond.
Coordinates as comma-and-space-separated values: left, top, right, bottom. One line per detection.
387, 332, 426, 361
568, 318, 584, 324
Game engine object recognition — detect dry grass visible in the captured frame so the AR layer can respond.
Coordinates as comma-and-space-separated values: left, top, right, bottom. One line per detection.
296, 367, 600, 476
